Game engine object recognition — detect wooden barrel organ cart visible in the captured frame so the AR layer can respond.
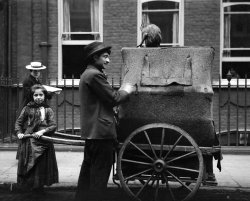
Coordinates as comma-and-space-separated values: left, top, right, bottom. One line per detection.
37, 47, 221, 201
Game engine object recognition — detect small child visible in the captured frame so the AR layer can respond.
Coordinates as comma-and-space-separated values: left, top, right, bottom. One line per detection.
15, 84, 58, 192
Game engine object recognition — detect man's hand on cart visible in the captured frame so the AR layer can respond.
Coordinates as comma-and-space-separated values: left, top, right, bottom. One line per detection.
119, 83, 136, 94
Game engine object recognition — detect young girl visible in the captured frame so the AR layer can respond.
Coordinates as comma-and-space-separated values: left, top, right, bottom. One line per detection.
15, 84, 58, 192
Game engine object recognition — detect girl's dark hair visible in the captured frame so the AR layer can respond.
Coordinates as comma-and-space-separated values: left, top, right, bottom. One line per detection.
30, 84, 49, 101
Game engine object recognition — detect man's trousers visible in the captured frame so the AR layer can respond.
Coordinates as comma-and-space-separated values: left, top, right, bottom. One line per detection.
75, 139, 114, 201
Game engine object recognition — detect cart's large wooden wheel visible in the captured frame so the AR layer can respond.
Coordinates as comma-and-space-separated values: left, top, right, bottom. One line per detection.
117, 123, 204, 201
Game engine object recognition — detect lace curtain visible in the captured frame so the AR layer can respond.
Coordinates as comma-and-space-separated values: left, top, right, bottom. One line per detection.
91, 0, 100, 40
224, 6, 231, 57
63, 0, 71, 40
142, 3, 150, 29
172, 2, 179, 45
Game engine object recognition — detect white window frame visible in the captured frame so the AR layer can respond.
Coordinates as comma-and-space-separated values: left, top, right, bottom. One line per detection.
137, 0, 184, 47
57, 0, 103, 85
219, 0, 250, 86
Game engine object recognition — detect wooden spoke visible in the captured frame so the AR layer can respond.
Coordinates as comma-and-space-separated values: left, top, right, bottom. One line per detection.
160, 128, 165, 158
124, 168, 153, 182
167, 165, 200, 173
166, 170, 192, 192
121, 158, 152, 166
166, 151, 196, 164
150, 177, 156, 186
162, 173, 176, 201
154, 174, 160, 201
129, 141, 154, 162
163, 135, 183, 160
144, 131, 158, 159
135, 173, 154, 198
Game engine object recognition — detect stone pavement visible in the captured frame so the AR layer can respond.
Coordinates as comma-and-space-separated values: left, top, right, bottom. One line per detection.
1, 144, 250, 190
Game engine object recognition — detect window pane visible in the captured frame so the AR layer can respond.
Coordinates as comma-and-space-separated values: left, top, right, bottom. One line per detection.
223, 50, 250, 57
143, 1, 178, 10
63, 0, 99, 33
223, 0, 250, 4
62, 33, 98, 40
62, 45, 85, 79
222, 61, 250, 78
142, 1, 179, 44
224, 14, 250, 48
145, 12, 178, 43
224, 4, 250, 12
231, 14, 250, 48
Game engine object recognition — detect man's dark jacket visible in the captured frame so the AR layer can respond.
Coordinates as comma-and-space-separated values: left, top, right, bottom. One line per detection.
79, 65, 129, 139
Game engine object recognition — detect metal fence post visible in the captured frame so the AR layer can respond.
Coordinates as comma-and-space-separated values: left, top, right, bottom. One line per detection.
63, 75, 66, 133
236, 76, 239, 146
72, 75, 75, 135
244, 74, 247, 146
56, 77, 59, 131
218, 74, 221, 143
226, 70, 232, 146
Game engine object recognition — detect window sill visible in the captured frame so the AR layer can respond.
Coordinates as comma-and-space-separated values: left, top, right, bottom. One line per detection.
212, 79, 250, 88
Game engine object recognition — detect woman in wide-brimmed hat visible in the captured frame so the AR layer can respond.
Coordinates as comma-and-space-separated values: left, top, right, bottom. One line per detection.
17, 62, 47, 115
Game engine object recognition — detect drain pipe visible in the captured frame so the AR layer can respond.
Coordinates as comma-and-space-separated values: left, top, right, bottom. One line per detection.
8, 0, 11, 78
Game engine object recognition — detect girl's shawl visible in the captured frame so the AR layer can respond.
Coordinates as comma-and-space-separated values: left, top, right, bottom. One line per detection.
25, 101, 49, 134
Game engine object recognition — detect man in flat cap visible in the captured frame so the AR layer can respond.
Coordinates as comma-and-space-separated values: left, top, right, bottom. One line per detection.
75, 42, 134, 201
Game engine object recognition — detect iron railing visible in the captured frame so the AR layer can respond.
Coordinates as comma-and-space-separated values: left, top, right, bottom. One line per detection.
0, 74, 249, 146
0, 75, 121, 144
216, 72, 250, 146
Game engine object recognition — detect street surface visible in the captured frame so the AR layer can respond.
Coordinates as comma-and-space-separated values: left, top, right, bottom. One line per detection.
0, 187, 250, 201
1, 149, 250, 201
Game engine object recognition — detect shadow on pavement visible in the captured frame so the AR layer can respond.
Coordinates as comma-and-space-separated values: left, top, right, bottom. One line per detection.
1, 187, 250, 201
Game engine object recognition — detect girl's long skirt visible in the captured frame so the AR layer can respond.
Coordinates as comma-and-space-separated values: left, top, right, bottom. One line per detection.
17, 138, 58, 189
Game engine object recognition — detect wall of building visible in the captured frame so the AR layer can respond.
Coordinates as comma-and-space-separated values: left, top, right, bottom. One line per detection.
11, 0, 58, 82
11, 0, 221, 83
48, 0, 58, 80
0, 0, 8, 77
184, 0, 220, 80
16, 0, 32, 81
103, 0, 137, 82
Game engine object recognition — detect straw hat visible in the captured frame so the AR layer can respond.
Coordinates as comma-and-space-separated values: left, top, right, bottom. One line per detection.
26, 62, 46, 70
